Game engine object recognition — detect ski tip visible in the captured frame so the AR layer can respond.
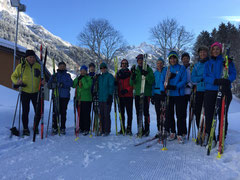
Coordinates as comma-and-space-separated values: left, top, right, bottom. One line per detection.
161, 147, 168, 151
75, 137, 79, 141
217, 152, 222, 159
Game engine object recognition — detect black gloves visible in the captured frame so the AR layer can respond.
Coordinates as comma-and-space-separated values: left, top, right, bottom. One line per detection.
78, 75, 84, 81
141, 70, 148, 76
131, 73, 136, 81
166, 85, 176, 90
131, 65, 136, 81
120, 89, 128, 95
58, 82, 64, 88
13, 83, 27, 89
107, 95, 113, 105
169, 73, 176, 79
151, 96, 155, 105
161, 91, 167, 96
214, 78, 231, 87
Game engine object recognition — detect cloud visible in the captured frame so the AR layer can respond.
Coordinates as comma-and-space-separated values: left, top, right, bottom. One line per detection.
220, 16, 240, 22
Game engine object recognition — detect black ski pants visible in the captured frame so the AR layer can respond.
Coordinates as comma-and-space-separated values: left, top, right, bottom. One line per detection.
165, 96, 186, 136
53, 98, 69, 130
135, 96, 150, 132
119, 97, 133, 131
194, 91, 205, 129
99, 102, 112, 134
21, 92, 40, 130
79, 101, 92, 132
204, 90, 232, 137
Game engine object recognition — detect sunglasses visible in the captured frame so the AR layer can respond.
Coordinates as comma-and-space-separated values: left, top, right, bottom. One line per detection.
121, 63, 128, 65
100, 67, 106, 69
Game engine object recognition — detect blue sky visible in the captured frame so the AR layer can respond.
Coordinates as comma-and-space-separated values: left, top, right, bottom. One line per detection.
21, 0, 240, 46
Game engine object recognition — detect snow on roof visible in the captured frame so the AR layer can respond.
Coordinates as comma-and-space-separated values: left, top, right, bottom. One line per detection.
0, 38, 26, 53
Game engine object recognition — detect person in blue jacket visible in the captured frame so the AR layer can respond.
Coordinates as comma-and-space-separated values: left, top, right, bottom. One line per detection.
98, 62, 115, 136
191, 46, 209, 129
203, 42, 236, 146
160, 51, 187, 144
152, 57, 166, 134
48, 61, 73, 135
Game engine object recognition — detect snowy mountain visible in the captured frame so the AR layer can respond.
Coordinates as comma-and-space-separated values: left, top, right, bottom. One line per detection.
0, 0, 95, 74
116, 42, 162, 68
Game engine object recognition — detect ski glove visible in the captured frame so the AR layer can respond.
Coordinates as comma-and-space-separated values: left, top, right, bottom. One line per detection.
166, 85, 176, 90
151, 96, 155, 105
120, 89, 128, 95
13, 83, 27, 89
58, 82, 64, 88
34, 68, 41, 78
131, 73, 136, 81
131, 65, 136, 73
141, 70, 148, 76
214, 78, 231, 87
107, 95, 113, 105
78, 75, 84, 81
169, 73, 176, 79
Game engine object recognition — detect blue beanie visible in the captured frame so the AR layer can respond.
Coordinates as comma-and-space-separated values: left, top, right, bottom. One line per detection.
168, 51, 179, 60
157, 57, 165, 64
80, 65, 88, 71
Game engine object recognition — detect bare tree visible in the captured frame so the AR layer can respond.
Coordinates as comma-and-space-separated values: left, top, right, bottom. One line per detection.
150, 18, 194, 60
78, 18, 125, 68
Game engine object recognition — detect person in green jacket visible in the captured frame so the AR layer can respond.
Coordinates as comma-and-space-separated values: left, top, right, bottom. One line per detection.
73, 65, 92, 136
130, 54, 154, 136
11, 50, 44, 136
98, 62, 115, 136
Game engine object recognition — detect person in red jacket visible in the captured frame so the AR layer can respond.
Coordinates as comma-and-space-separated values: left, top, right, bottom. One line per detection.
116, 59, 134, 135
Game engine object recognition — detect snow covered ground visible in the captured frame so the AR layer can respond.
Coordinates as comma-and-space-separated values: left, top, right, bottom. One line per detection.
0, 85, 240, 180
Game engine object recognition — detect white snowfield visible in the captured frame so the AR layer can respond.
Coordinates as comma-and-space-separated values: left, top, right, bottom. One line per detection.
0, 85, 240, 180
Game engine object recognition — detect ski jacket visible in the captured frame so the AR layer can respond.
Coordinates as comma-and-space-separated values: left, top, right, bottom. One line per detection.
204, 55, 236, 91
152, 68, 165, 95
160, 64, 187, 96
11, 61, 41, 93
116, 68, 133, 97
48, 70, 73, 98
191, 61, 206, 92
130, 65, 154, 97
73, 75, 92, 102
98, 72, 115, 102
184, 64, 193, 95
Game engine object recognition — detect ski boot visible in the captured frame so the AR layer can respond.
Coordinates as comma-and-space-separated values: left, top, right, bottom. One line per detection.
83, 131, 89, 136
60, 128, 66, 135
23, 129, 30, 136
126, 129, 133, 136
167, 133, 176, 141
203, 133, 209, 147
177, 135, 184, 144
52, 128, 58, 135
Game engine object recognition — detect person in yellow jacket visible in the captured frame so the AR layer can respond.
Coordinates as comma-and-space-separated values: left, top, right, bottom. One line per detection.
11, 50, 45, 136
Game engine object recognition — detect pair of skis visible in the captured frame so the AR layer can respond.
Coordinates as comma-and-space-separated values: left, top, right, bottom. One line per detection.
134, 65, 170, 150
207, 45, 230, 157
188, 86, 197, 141
113, 57, 125, 135
33, 45, 48, 142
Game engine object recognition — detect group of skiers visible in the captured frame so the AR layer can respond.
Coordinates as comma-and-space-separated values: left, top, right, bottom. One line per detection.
11, 41, 236, 147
